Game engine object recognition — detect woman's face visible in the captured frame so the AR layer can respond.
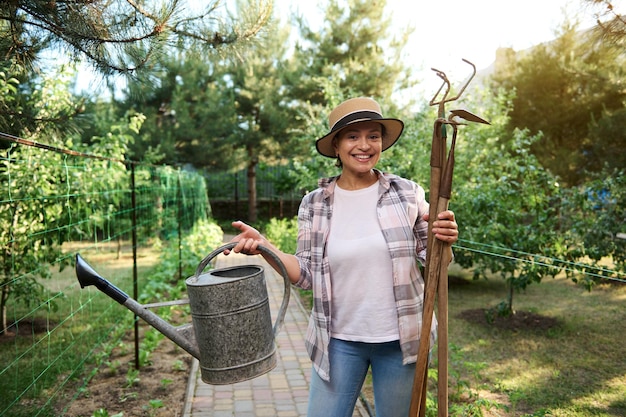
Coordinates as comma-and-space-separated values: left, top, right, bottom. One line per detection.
333, 121, 383, 174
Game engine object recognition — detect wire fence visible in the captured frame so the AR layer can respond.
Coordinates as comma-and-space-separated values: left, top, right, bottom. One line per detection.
205, 165, 301, 201
0, 132, 211, 417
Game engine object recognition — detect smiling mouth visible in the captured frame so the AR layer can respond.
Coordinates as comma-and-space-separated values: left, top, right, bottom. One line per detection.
353, 154, 372, 161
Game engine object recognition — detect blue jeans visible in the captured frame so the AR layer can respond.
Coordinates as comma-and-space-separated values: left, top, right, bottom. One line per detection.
307, 338, 415, 417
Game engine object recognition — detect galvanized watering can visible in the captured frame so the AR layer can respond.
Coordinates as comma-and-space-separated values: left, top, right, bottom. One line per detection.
74, 242, 291, 385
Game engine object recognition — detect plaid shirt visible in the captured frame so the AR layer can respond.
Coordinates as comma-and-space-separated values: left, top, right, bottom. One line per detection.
293, 169, 437, 381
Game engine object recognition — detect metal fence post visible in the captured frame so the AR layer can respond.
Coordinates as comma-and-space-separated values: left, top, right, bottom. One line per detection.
130, 163, 140, 370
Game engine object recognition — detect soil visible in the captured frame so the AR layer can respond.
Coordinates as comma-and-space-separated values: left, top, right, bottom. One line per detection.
59, 323, 192, 417
448, 274, 561, 332
458, 307, 560, 331
3, 317, 58, 338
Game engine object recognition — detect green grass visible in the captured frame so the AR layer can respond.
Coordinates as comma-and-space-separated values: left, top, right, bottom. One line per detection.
0, 243, 160, 417
443, 265, 626, 416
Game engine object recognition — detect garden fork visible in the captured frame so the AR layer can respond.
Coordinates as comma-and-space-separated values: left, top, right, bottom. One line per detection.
409, 59, 490, 417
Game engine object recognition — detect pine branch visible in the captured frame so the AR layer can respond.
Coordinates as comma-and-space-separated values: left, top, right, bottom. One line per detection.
0, 0, 274, 74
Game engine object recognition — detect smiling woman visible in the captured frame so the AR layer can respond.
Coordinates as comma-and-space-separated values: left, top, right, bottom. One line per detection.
223, 96, 459, 416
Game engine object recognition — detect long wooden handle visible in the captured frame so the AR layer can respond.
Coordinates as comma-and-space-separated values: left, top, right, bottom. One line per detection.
409, 216, 450, 416
409, 119, 447, 417
410, 120, 457, 416
409, 248, 439, 416
438, 245, 453, 417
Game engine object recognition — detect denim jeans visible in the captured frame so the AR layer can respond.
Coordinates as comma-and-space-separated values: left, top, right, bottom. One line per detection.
307, 338, 415, 417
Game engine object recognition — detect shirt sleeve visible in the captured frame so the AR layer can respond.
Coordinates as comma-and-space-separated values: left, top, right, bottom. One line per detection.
413, 183, 429, 265
293, 194, 313, 290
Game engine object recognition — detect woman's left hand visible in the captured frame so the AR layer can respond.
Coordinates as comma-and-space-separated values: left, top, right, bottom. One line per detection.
423, 210, 458, 244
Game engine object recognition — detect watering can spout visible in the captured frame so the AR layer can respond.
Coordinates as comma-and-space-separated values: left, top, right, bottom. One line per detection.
75, 253, 201, 360
76, 254, 129, 305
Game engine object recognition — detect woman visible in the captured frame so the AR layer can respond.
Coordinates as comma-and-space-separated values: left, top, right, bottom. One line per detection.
226, 97, 458, 417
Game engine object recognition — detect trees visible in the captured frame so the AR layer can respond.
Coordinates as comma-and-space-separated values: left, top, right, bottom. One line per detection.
478, 8, 626, 312
117, 11, 300, 222
449, 89, 567, 316
0, 65, 140, 334
491, 21, 626, 186
118, 0, 417, 221
0, 0, 272, 138
289, 0, 413, 107
219, 20, 301, 222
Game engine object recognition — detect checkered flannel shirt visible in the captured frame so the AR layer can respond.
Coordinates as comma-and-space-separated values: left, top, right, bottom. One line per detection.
293, 169, 437, 381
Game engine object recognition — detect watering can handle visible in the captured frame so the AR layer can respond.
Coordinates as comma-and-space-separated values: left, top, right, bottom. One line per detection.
193, 242, 291, 337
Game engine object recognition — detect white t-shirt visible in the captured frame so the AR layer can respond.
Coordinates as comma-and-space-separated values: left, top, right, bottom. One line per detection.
327, 182, 399, 342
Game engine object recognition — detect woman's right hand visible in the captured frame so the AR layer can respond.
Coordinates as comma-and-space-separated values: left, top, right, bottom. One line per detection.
224, 220, 301, 285
224, 220, 267, 256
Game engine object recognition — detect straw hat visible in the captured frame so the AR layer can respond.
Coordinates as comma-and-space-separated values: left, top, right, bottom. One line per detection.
315, 97, 404, 158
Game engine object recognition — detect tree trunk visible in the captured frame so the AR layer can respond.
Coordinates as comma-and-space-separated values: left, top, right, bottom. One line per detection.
506, 278, 515, 316
247, 159, 258, 223
0, 284, 8, 336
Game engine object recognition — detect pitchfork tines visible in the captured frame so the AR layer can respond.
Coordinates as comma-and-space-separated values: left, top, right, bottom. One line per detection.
429, 58, 489, 126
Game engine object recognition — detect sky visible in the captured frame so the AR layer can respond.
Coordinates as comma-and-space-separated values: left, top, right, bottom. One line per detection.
276, 0, 616, 96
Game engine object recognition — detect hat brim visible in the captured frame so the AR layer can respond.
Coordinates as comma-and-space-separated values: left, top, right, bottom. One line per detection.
315, 118, 404, 158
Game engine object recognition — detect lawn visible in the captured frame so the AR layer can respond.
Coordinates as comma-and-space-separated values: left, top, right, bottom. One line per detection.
0, 242, 161, 417
442, 264, 626, 416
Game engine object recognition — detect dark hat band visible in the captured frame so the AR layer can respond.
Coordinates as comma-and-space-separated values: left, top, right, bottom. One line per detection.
331, 111, 383, 133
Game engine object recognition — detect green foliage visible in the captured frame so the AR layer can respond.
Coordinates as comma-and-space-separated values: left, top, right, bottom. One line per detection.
125, 368, 140, 388
0, 75, 154, 332
92, 408, 123, 417
120, 17, 301, 169
143, 399, 164, 415
116, 16, 300, 221
0, 65, 90, 331
0, 65, 20, 133
584, 107, 626, 179
377, 104, 433, 183
0, 60, 85, 137
419, 344, 506, 417
172, 359, 185, 372
138, 329, 163, 367
264, 217, 298, 254
291, 0, 414, 106
491, 21, 626, 186
178, 218, 225, 276
138, 218, 224, 304
0, 0, 272, 77
558, 168, 626, 285
451, 88, 567, 315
